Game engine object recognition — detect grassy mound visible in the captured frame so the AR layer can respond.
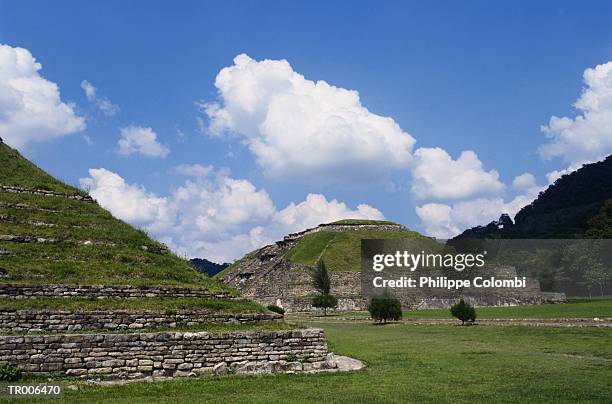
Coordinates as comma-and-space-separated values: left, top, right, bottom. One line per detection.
286, 227, 429, 271
0, 142, 225, 289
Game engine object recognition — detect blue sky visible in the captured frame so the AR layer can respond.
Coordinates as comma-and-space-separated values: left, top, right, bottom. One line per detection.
1, 1, 612, 261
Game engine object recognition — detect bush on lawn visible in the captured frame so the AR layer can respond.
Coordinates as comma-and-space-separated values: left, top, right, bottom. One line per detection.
267, 304, 285, 315
450, 298, 477, 325
368, 294, 402, 324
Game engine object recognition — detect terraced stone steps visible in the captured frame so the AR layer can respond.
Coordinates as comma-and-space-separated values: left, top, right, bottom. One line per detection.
0, 284, 234, 299
0, 185, 93, 202
0, 201, 60, 212
0, 309, 283, 333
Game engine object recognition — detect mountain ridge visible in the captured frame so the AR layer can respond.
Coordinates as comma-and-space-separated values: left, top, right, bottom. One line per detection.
451, 155, 612, 241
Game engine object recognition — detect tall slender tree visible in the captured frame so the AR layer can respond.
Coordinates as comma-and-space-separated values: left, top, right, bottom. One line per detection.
311, 260, 337, 315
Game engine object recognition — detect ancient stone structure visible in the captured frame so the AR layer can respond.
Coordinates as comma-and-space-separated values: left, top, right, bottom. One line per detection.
0, 284, 233, 299
0, 309, 282, 333
0, 329, 332, 378
221, 222, 566, 312
0, 143, 349, 381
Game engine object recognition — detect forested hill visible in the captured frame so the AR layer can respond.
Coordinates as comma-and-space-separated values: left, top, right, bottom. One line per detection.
190, 258, 230, 277
451, 155, 612, 241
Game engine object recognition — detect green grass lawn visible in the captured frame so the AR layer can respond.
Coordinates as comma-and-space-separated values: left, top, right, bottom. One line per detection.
291, 298, 612, 321
402, 298, 612, 319
14, 321, 612, 403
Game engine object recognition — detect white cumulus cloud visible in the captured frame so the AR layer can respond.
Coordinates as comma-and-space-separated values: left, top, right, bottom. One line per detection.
202, 53, 415, 185
415, 183, 543, 239
80, 167, 384, 262
172, 163, 214, 177
80, 80, 119, 116
80, 168, 168, 223
540, 61, 612, 167
117, 125, 170, 158
269, 193, 385, 238
0, 43, 85, 148
410, 147, 505, 200
512, 172, 536, 190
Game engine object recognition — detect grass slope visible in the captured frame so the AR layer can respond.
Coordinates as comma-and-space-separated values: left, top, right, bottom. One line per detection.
0, 142, 225, 289
0, 143, 79, 193
286, 228, 429, 271
19, 321, 612, 403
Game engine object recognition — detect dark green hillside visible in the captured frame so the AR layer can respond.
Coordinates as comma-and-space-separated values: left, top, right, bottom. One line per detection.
585, 199, 612, 238
0, 141, 226, 289
452, 155, 612, 240
449, 156, 612, 297
191, 258, 230, 277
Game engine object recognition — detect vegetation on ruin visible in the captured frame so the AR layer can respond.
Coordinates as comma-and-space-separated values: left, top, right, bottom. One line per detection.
286, 228, 430, 271
266, 305, 285, 315
0, 297, 269, 313
0, 143, 231, 290
0, 143, 79, 194
330, 219, 397, 225
0, 320, 295, 337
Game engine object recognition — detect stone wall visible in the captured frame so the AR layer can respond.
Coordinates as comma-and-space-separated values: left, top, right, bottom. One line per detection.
282, 223, 407, 243
0, 185, 94, 202
234, 265, 566, 312
0, 329, 330, 378
220, 221, 567, 312
257, 296, 367, 312
0, 309, 282, 333
0, 284, 232, 299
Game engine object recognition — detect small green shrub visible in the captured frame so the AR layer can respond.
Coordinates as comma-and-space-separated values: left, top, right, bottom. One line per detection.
368, 295, 402, 324
0, 362, 22, 381
267, 304, 285, 315
450, 298, 477, 325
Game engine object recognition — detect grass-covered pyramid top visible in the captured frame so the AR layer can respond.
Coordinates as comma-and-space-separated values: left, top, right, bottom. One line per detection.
285, 219, 430, 272
0, 141, 225, 290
